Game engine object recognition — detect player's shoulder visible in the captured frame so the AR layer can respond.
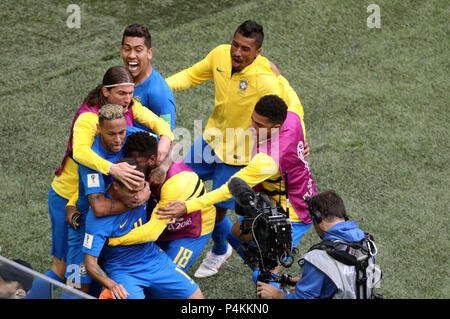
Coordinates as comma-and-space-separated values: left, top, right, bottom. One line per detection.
161, 170, 199, 198
215, 44, 231, 51
164, 170, 198, 188
251, 55, 279, 84
253, 54, 273, 72
75, 110, 99, 125
252, 151, 277, 164
126, 125, 146, 135
209, 44, 231, 58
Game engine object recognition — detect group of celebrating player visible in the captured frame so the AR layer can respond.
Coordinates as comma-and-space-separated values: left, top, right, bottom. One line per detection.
25, 20, 316, 299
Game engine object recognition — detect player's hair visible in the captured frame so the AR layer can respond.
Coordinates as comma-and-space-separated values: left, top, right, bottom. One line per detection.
234, 20, 264, 48
254, 95, 287, 125
98, 104, 125, 126
122, 24, 152, 49
311, 190, 349, 222
84, 66, 134, 107
124, 132, 158, 159
114, 157, 144, 187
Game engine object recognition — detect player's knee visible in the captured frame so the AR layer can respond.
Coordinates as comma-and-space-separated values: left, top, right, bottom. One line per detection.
214, 206, 227, 222
51, 257, 66, 280
188, 288, 205, 299
231, 221, 241, 238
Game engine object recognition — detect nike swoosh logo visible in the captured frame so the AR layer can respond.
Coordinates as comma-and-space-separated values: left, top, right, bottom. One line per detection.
119, 219, 128, 229
216, 67, 224, 72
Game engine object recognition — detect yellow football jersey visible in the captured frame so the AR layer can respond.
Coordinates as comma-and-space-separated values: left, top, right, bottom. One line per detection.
166, 44, 282, 165
51, 99, 174, 200
185, 152, 302, 222
108, 170, 216, 246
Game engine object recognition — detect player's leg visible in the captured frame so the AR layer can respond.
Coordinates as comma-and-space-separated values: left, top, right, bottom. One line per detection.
26, 186, 67, 299
146, 250, 202, 299
157, 233, 212, 272
194, 163, 245, 278
183, 136, 217, 180
291, 221, 312, 249
109, 272, 146, 299
188, 288, 204, 299
62, 220, 99, 298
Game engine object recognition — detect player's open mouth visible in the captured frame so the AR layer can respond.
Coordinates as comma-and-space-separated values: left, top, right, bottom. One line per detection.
128, 62, 139, 72
112, 144, 122, 151
232, 57, 242, 69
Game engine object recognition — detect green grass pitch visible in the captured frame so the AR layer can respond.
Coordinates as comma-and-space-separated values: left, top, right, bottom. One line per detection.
0, 0, 448, 299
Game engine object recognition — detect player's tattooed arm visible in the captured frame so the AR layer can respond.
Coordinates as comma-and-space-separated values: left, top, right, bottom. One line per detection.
84, 254, 129, 299
87, 186, 150, 218
87, 193, 129, 217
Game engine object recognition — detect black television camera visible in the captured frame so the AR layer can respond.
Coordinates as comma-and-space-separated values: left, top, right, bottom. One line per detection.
228, 177, 297, 285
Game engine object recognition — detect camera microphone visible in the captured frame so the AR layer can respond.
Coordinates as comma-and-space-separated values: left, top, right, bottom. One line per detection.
228, 177, 256, 209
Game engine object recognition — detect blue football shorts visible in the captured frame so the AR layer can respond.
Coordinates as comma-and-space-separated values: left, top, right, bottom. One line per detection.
48, 186, 69, 260
108, 249, 199, 299
157, 233, 212, 271
65, 215, 93, 285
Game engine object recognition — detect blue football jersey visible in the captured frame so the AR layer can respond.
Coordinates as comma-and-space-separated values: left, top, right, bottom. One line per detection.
82, 200, 161, 273
133, 67, 176, 131
76, 125, 144, 215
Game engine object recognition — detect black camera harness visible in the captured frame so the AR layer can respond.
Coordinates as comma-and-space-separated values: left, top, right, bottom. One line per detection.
304, 233, 379, 299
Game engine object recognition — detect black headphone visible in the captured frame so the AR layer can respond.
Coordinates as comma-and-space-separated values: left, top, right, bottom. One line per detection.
305, 195, 349, 224
305, 196, 322, 224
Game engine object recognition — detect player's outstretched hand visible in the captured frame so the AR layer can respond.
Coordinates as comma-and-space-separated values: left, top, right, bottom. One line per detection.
109, 161, 145, 190
304, 141, 310, 160
155, 200, 187, 222
66, 205, 81, 230
156, 135, 172, 166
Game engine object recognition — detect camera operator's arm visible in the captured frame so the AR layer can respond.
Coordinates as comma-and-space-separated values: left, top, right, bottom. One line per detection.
257, 282, 287, 299
156, 153, 278, 220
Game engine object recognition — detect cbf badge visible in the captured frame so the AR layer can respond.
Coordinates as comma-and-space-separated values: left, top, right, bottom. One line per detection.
238, 77, 249, 96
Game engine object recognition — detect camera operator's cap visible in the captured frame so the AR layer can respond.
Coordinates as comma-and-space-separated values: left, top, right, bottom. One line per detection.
0, 259, 34, 291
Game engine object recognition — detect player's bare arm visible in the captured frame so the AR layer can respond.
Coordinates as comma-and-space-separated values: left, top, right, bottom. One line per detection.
87, 185, 149, 217
84, 254, 129, 299
149, 141, 182, 186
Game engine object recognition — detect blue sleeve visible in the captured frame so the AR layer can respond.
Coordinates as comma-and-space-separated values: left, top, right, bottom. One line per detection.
133, 73, 177, 131
82, 210, 113, 257
146, 88, 176, 131
126, 126, 146, 135
157, 98, 176, 131
78, 165, 106, 197
284, 262, 337, 299
125, 125, 159, 141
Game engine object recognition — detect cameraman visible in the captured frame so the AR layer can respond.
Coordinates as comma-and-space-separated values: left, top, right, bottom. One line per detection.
257, 190, 381, 299
156, 94, 316, 280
